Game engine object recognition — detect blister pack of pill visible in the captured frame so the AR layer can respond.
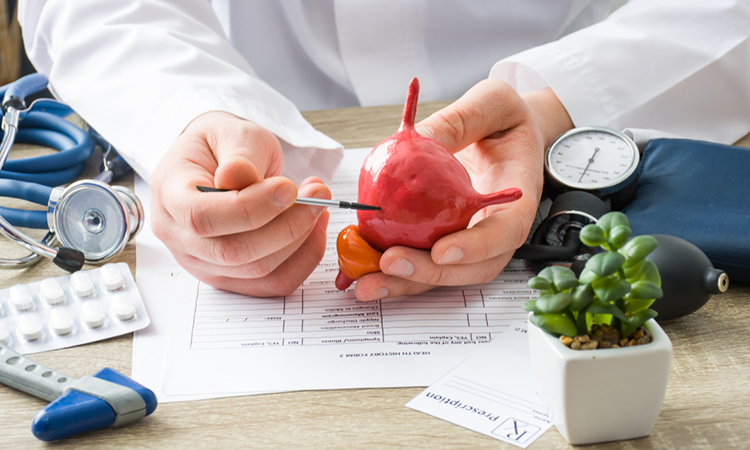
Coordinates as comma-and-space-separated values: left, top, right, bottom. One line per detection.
0, 263, 150, 355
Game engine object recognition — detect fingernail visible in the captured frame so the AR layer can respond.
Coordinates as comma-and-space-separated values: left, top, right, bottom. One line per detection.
310, 190, 328, 217
274, 185, 296, 208
371, 287, 389, 300
386, 258, 414, 277
440, 246, 463, 264
415, 126, 435, 140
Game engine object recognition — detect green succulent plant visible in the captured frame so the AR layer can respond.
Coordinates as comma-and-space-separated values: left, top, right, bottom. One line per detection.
523, 211, 663, 340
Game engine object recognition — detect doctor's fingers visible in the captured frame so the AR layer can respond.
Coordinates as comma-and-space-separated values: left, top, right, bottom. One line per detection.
415, 78, 527, 154
175, 212, 329, 279
153, 194, 329, 267
160, 176, 329, 237
172, 213, 329, 298
354, 271, 435, 302
383, 247, 512, 290
429, 203, 536, 267
354, 250, 513, 302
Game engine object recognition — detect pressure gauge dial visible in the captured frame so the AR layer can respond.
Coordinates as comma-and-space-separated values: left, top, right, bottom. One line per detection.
545, 127, 640, 195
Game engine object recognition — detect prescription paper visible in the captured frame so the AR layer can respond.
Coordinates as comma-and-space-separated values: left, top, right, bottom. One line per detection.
133, 148, 537, 400
407, 322, 551, 448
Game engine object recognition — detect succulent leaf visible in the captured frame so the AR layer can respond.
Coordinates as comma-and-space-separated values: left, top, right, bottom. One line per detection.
625, 259, 662, 285
527, 276, 551, 291
580, 224, 606, 247
626, 280, 663, 300
585, 252, 626, 277
578, 267, 600, 284
587, 297, 628, 322
620, 309, 658, 338
597, 212, 629, 233
592, 277, 631, 303
619, 235, 659, 268
538, 266, 578, 291
624, 298, 656, 314
608, 225, 632, 248
522, 299, 541, 313
570, 284, 594, 311
530, 313, 578, 338
536, 293, 573, 313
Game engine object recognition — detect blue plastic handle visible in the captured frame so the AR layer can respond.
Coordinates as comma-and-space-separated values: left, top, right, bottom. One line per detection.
3, 73, 49, 103
31, 368, 158, 442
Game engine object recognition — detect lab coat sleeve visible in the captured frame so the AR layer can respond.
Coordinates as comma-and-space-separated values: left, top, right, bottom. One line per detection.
18, 0, 343, 184
490, 0, 750, 145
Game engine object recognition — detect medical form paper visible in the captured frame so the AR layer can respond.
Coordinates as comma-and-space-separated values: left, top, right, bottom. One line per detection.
407, 321, 551, 448
133, 148, 536, 400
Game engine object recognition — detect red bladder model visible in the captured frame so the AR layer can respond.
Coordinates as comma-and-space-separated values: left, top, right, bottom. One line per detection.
335, 78, 522, 291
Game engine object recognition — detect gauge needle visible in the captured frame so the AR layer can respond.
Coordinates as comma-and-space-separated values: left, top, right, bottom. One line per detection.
195, 185, 381, 211
578, 147, 600, 183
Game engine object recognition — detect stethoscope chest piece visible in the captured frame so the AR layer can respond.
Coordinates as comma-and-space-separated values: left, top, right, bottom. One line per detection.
47, 180, 144, 264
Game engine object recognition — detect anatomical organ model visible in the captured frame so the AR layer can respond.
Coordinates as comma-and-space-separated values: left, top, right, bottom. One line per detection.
335, 78, 522, 291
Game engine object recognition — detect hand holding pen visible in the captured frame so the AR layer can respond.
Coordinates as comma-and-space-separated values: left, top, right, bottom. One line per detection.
196, 185, 380, 211
149, 111, 341, 298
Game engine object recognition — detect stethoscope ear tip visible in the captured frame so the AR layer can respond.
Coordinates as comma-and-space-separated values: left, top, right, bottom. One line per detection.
51, 247, 85, 272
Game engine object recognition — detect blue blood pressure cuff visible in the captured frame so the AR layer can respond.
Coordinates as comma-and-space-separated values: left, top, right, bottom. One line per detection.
622, 138, 750, 283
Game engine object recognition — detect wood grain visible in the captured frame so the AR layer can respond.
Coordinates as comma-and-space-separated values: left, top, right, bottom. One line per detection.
1, 101, 749, 449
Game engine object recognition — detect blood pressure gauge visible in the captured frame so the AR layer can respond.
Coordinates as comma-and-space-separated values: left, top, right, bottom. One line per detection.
545, 127, 640, 195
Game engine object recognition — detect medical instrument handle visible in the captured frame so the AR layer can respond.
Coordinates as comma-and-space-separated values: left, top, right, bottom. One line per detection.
2, 73, 48, 108
0, 341, 76, 401
1, 341, 158, 441
31, 367, 158, 441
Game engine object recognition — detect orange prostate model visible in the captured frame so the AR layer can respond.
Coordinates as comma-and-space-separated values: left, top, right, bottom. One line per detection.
335, 78, 522, 293
335, 225, 383, 291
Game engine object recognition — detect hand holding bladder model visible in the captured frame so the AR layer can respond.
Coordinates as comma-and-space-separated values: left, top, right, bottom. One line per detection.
336, 78, 571, 301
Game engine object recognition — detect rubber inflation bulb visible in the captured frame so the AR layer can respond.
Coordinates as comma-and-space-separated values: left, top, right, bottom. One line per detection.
647, 234, 729, 321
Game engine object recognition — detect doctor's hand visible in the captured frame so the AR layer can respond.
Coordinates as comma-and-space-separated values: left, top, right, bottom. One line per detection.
353, 79, 573, 301
150, 111, 331, 297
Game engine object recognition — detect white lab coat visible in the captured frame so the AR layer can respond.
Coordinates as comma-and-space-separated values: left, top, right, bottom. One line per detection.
18, 0, 750, 184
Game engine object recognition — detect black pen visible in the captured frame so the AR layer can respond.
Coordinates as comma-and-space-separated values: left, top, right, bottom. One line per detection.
196, 185, 381, 211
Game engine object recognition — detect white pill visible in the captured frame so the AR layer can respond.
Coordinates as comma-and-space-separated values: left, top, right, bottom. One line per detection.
71, 272, 95, 298
41, 278, 66, 305
0, 300, 4, 316
18, 314, 43, 341
0, 321, 9, 344
101, 264, 124, 291
50, 308, 75, 335
10, 285, 34, 311
81, 300, 105, 328
112, 293, 136, 321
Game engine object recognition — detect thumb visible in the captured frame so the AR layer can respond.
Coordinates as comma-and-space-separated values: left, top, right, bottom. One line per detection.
194, 113, 282, 190
214, 156, 262, 191
415, 78, 525, 154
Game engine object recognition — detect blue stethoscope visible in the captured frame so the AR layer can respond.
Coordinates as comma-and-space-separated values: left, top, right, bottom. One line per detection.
0, 73, 144, 272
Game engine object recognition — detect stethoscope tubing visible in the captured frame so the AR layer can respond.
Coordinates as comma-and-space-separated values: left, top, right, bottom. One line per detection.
2, 72, 48, 100
0, 179, 52, 229
0, 110, 95, 186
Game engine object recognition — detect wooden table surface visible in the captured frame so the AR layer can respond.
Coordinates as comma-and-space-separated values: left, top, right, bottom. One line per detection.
1, 101, 749, 449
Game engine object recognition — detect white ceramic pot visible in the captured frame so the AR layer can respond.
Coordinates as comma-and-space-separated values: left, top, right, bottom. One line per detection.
528, 314, 672, 445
